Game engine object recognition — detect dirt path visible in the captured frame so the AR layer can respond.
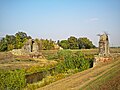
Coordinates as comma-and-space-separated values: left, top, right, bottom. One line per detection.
37, 55, 120, 90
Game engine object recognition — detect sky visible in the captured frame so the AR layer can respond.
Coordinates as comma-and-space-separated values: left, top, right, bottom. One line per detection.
0, 0, 120, 47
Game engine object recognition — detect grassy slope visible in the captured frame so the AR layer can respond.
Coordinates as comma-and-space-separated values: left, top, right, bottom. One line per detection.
80, 57, 120, 90
37, 54, 120, 90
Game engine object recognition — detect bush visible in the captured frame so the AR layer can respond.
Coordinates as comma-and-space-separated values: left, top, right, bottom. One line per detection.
64, 51, 90, 71
55, 51, 91, 73
55, 62, 67, 73
0, 69, 26, 90
57, 50, 72, 60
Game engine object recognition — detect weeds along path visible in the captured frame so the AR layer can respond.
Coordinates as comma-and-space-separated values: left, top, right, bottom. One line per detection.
37, 55, 120, 90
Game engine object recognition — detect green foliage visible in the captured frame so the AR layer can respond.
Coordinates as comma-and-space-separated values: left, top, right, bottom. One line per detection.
24, 50, 94, 89
5, 35, 16, 50
55, 50, 91, 73
34, 39, 55, 50
0, 69, 26, 90
32, 38, 54, 50
41, 39, 54, 50
0, 38, 7, 51
0, 32, 96, 51
57, 50, 72, 60
58, 40, 70, 49
55, 62, 67, 73
0, 32, 31, 51
44, 50, 93, 72
26, 66, 49, 75
8, 44, 14, 50
25, 73, 66, 90
15, 32, 30, 49
68, 36, 78, 49
78, 37, 95, 49
47, 54, 58, 60
58, 36, 95, 49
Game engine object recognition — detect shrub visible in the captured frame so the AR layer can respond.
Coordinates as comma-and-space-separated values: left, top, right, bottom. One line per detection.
55, 51, 91, 73
0, 69, 26, 90
55, 62, 67, 73
57, 50, 72, 60
64, 52, 90, 71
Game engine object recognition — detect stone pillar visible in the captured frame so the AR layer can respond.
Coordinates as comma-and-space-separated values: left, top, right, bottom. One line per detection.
32, 42, 39, 52
22, 39, 32, 53
98, 33, 110, 56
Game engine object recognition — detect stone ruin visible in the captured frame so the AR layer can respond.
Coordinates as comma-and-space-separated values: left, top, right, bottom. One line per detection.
22, 39, 33, 53
98, 33, 110, 56
22, 39, 39, 53
21, 39, 43, 59
93, 33, 111, 67
11, 39, 44, 59
11, 39, 62, 59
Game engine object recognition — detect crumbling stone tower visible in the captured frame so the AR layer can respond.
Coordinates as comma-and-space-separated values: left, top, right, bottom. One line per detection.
22, 39, 40, 53
98, 33, 110, 56
22, 39, 33, 53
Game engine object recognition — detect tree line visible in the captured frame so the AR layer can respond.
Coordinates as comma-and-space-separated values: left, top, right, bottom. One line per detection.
34, 38, 55, 50
0, 32, 55, 51
57, 36, 96, 49
0, 32, 96, 51
0, 32, 31, 51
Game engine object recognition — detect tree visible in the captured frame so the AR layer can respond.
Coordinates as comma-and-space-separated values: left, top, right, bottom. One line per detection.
5, 35, 16, 44
15, 32, 27, 39
0, 38, 7, 51
78, 37, 95, 49
15, 32, 29, 49
48, 39, 54, 50
68, 36, 78, 49
40, 39, 54, 50
5, 35, 16, 50
0, 35, 16, 51
0, 31, 31, 51
58, 40, 70, 49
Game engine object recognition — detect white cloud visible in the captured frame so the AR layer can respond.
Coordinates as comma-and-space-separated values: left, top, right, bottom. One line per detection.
84, 17, 99, 23
90, 18, 99, 22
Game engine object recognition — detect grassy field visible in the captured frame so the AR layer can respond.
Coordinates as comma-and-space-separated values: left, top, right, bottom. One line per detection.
0, 48, 120, 90
41, 48, 120, 55
80, 54, 120, 90
0, 49, 95, 70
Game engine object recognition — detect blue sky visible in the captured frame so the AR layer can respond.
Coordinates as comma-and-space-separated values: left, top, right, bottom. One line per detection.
0, 0, 120, 46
